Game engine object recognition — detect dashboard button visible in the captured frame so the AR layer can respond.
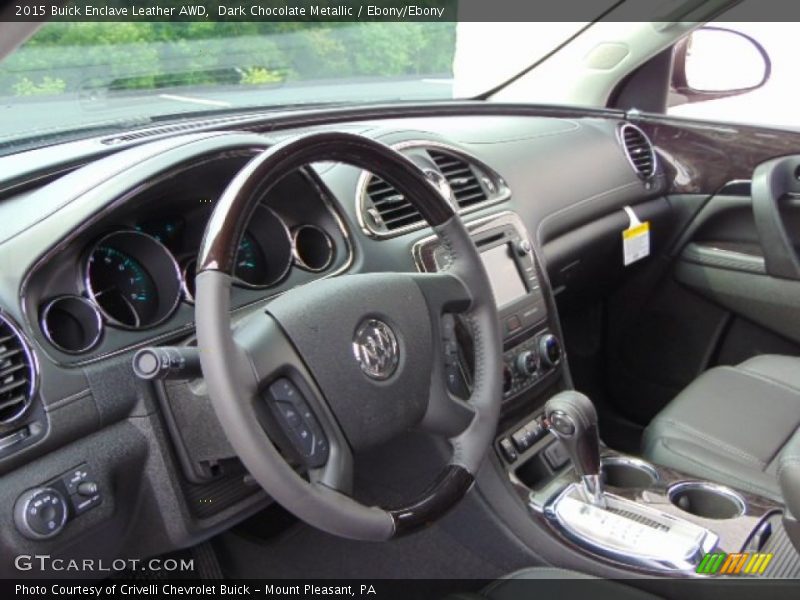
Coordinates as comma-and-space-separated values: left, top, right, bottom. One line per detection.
70, 491, 102, 515
539, 334, 562, 368
76, 481, 99, 497
515, 350, 538, 377
14, 488, 69, 539
499, 438, 518, 462
511, 428, 530, 452
505, 315, 522, 334
63, 464, 90, 495
544, 441, 571, 470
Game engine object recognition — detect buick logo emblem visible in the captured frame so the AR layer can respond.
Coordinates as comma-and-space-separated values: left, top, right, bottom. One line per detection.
352, 319, 399, 380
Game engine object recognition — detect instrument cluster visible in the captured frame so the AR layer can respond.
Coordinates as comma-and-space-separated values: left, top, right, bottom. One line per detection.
31, 161, 349, 361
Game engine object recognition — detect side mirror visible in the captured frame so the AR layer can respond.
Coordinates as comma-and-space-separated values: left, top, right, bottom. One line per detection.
670, 26, 771, 107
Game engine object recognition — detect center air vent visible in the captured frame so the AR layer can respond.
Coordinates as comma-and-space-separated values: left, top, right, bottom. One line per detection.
359, 142, 509, 238
429, 150, 488, 209
619, 123, 656, 179
0, 313, 36, 424
365, 176, 422, 232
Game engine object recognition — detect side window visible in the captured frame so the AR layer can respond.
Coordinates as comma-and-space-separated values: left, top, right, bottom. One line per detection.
667, 23, 791, 128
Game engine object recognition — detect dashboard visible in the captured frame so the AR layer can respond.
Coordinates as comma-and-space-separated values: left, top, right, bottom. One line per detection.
0, 104, 666, 572
22, 151, 352, 365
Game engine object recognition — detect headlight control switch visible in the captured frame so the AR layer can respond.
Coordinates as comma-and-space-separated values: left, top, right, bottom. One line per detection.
14, 487, 68, 540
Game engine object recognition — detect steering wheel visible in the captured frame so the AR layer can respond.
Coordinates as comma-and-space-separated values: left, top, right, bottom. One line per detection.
195, 132, 502, 540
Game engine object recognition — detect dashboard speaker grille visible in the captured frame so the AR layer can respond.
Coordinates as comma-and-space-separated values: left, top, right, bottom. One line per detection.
429, 150, 488, 209
620, 123, 656, 179
0, 313, 36, 424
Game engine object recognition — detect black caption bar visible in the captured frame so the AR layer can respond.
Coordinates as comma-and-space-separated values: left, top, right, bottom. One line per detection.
7, 0, 800, 23
5, 578, 800, 600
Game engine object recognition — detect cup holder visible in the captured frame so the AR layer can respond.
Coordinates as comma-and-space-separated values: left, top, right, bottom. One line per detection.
668, 482, 746, 519
601, 457, 659, 489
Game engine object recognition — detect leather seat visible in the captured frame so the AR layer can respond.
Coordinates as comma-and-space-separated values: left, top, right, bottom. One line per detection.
449, 567, 660, 600
642, 355, 800, 501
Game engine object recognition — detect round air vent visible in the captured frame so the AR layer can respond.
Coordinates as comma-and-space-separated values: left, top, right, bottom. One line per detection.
619, 123, 657, 179
0, 312, 37, 424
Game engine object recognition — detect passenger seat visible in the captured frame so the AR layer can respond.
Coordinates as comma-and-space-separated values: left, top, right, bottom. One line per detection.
642, 355, 800, 501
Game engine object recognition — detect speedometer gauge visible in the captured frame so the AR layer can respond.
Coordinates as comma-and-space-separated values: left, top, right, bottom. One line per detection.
85, 231, 181, 329
89, 246, 158, 325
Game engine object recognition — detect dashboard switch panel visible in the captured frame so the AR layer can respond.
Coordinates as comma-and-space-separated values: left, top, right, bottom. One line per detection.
13, 462, 103, 539
502, 331, 561, 400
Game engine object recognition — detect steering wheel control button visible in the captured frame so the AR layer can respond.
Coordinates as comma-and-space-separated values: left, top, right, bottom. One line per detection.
352, 318, 400, 380
277, 403, 302, 427
14, 487, 69, 539
549, 410, 576, 436
266, 379, 329, 468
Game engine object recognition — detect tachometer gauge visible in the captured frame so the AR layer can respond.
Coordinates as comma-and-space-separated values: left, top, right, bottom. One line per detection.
85, 231, 182, 329
233, 206, 293, 288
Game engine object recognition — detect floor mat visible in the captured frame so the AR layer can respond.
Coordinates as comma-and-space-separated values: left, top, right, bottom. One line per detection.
214, 520, 504, 580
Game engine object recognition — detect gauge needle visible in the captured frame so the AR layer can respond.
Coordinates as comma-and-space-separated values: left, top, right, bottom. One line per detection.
94, 287, 141, 328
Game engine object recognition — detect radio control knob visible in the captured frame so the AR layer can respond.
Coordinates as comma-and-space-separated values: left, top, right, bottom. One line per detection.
539, 334, 562, 368
515, 350, 538, 377
516, 240, 532, 256
14, 487, 68, 540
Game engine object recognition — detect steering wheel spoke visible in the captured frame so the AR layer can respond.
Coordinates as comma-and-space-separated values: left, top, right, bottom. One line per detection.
234, 309, 353, 493
410, 271, 472, 316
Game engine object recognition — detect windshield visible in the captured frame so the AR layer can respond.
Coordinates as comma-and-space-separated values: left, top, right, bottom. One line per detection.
0, 20, 590, 149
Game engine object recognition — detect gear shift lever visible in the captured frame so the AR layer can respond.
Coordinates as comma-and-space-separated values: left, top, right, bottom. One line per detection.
544, 391, 605, 507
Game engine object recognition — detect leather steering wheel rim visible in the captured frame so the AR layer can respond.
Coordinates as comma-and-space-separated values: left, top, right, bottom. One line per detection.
195, 131, 502, 540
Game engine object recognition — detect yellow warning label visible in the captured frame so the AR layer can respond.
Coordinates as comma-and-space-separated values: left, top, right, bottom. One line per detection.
623, 221, 650, 240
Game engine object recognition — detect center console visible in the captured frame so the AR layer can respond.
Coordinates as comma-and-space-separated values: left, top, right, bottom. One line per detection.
510, 390, 789, 577
414, 210, 795, 578
413, 211, 564, 404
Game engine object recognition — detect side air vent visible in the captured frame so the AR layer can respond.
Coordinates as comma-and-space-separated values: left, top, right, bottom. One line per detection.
365, 176, 423, 232
0, 313, 36, 424
358, 142, 510, 238
619, 123, 656, 179
428, 150, 488, 209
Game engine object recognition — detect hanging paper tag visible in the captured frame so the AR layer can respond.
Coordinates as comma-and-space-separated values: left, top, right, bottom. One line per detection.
622, 206, 650, 266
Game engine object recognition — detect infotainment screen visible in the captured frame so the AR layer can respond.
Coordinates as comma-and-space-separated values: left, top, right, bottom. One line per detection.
480, 243, 528, 308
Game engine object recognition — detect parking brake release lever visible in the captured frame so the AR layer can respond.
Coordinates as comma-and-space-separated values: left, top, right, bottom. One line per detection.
544, 390, 605, 508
